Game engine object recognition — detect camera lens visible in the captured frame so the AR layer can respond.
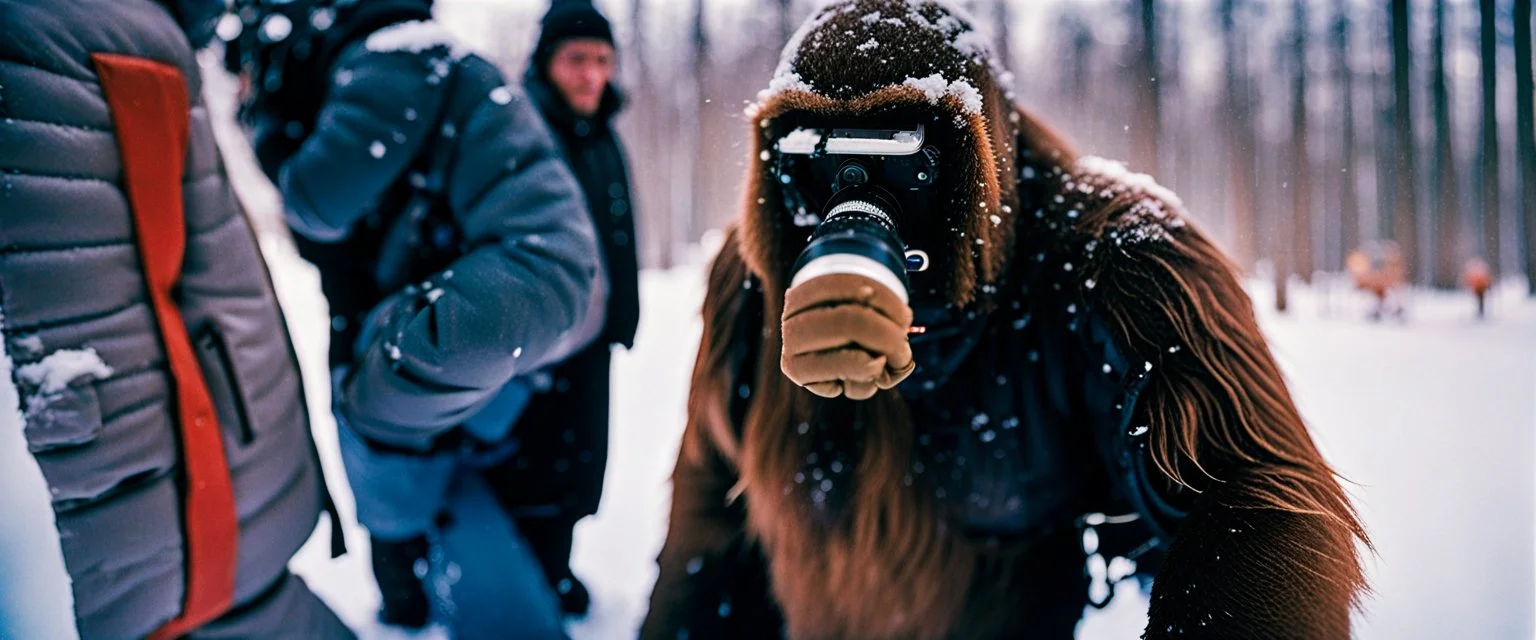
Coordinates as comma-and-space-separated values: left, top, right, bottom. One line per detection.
788, 185, 911, 303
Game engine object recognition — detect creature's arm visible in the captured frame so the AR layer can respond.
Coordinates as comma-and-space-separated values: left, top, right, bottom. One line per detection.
642, 234, 763, 639
1143, 471, 1359, 638
641, 415, 754, 640
1071, 173, 1366, 639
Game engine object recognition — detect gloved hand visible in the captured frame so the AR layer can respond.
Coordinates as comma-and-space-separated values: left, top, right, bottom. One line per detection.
780, 273, 916, 400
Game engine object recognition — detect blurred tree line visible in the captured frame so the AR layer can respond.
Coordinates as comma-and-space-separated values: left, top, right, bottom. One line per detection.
444, 0, 1536, 296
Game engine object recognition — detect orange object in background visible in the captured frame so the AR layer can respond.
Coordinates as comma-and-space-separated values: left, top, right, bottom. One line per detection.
1346, 241, 1406, 321
1461, 258, 1492, 319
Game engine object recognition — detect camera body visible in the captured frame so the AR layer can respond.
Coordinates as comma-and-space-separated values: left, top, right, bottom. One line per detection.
775, 123, 944, 305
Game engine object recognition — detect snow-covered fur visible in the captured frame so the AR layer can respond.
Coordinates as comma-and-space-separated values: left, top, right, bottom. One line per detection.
739, 0, 1073, 310
648, 1, 1368, 638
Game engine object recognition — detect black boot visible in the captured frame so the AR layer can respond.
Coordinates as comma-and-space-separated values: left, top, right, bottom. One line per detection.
554, 571, 592, 617
371, 534, 431, 629
516, 517, 591, 617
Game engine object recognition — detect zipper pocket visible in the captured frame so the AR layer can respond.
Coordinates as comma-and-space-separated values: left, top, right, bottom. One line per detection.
193, 322, 255, 445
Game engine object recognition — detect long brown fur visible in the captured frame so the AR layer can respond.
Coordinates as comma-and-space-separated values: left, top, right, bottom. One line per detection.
1058, 161, 1370, 591
648, 2, 1368, 638
728, 4, 1068, 635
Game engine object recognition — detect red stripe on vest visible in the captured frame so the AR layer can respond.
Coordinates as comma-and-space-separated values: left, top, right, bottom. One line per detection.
91, 53, 240, 639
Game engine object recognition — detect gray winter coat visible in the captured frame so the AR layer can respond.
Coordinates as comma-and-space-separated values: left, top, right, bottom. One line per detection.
0, 0, 344, 637
253, 23, 602, 451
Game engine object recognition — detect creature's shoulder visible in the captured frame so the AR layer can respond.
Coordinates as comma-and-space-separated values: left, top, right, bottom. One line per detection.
1023, 156, 1228, 354
1045, 156, 1195, 264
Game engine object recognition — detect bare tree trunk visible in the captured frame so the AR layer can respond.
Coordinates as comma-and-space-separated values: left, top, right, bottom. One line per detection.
1268, 24, 1294, 311
1066, 15, 1094, 142
689, 0, 709, 248
1132, 0, 1161, 176
992, 0, 1012, 72
1164, 3, 1188, 198
1516, 0, 1536, 294
1291, 1, 1314, 284
1479, 0, 1501, 275
1221, 0, 1258, 269
1391, 0, 1420, 284
1333, 0, 1361, 264
1374, 3, 1396, 245
625, 0, 673, 269
1431, 0, 1461, 288
777, 0, 795, 47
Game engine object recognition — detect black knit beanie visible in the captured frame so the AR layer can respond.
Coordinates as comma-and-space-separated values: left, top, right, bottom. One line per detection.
532, 0, 615, 76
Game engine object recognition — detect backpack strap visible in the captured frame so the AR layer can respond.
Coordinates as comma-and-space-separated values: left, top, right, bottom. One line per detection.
94, 53, 240, 639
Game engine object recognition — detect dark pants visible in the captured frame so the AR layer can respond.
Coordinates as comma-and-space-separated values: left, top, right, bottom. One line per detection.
487, 343, 614, 583
340, 424, 562, 636
366, 342, 615, 623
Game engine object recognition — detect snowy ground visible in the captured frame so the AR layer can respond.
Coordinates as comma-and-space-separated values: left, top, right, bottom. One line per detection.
263, 232, 1536, 639
2, 227, 1530, 638
1252, 278, 1536, 640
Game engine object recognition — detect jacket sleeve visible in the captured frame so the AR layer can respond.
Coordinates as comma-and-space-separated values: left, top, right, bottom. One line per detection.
275, 46, 447, 242
1069, 179, 1365, 638
338, 68, 599, 450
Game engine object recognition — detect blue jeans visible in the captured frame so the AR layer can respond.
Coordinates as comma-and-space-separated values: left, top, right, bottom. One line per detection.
337, 424, 564, 639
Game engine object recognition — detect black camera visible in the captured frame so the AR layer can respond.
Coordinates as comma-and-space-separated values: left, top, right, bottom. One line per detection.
775, 124, 943, 305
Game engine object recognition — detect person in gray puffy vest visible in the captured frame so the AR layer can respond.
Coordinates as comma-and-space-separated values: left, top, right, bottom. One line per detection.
225, 0, 602, 636
0, 0, 351, 637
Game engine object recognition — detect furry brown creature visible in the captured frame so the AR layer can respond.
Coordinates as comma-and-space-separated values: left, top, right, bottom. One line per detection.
643, 1, 1368, 638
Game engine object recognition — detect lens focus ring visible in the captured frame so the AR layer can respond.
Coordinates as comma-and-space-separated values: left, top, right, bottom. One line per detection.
826, 199, 897, 234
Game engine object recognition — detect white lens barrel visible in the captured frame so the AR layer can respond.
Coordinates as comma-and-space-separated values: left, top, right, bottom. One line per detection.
788, 253, 910, 305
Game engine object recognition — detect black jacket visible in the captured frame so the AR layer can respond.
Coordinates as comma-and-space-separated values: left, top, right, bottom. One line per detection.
485, 70, 641, 524
524, 68, 640, 350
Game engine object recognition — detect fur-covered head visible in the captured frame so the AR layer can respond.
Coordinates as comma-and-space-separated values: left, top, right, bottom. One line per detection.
740, 0, 1073, 308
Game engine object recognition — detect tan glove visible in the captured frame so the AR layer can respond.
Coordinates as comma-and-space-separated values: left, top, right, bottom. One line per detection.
781, 273, 916, 400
